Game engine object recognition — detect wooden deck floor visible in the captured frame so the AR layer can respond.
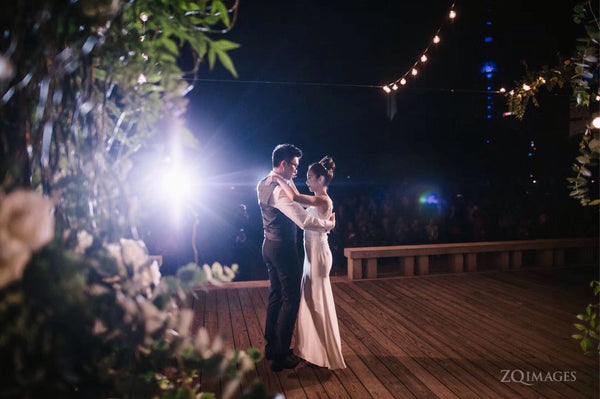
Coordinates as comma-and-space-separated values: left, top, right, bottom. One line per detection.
189, 267, 599, 399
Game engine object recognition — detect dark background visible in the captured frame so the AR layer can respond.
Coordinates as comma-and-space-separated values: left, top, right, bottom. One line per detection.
144, 0, 596, 277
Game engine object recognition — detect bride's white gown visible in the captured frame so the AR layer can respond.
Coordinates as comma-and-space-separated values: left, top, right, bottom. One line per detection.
294, 198, 346, 370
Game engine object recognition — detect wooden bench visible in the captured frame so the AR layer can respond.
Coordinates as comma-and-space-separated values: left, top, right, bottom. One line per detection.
344, 237, 599, 280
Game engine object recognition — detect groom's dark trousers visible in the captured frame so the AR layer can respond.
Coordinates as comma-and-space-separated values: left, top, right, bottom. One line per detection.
262, 238, 302, 358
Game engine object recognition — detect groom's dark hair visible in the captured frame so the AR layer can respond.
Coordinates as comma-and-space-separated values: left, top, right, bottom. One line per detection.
272, 144, 302, 168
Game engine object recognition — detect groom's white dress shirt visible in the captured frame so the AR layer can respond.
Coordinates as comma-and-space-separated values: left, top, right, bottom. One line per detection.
269, 172, 333, 233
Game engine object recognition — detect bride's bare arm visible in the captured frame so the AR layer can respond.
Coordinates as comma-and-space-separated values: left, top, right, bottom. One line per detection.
272, 175, 327, 207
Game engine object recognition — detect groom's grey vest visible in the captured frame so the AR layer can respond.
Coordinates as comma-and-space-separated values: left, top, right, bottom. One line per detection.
257, 179, 297, 242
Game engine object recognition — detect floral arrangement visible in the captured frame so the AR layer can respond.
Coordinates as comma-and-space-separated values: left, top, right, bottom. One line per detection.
0, 1, 271, 397
0, 189, 265, 398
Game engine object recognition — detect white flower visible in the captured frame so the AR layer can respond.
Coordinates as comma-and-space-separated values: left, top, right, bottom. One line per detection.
137, 296, 166, 335
138, 259, 161, 290
104, 239, 161, 290
0, 189, 55, 288
120, 238, 148, 268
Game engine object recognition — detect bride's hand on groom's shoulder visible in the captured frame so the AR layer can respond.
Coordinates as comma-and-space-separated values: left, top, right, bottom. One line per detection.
266, 175, 278, 185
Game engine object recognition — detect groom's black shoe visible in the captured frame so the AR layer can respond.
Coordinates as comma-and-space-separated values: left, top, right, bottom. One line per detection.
265, 347, 297, 362
271, 354, 300, 372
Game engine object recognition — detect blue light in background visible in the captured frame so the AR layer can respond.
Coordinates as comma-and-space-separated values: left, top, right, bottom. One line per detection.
480, 61, 497, 75
419, 193, 440, 205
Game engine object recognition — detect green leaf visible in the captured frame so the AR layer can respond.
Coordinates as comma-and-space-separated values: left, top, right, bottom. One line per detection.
208, 47, 216, 70
212, 39, 240, 51
161, 38, 180, 56
215, 49, 238, 77
213, 0, 230, 27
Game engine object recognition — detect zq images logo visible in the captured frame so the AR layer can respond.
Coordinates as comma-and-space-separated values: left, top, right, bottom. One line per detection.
500, 369, 577, 386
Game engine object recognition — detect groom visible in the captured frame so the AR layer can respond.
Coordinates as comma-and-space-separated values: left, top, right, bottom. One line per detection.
257, 143, 335, 372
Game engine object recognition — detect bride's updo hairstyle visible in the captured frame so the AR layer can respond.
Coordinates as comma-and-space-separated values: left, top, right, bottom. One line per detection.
309, 156, 336, 186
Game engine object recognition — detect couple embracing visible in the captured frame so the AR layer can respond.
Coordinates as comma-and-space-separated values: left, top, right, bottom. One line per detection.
256, 144, 346, 372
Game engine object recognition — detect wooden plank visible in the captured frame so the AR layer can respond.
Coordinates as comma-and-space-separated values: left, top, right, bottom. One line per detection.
536, 249, 554, 267
370, 278, 552, 399
510, 251, 522, 269
450, 254, 463, 273
191, 270, 599, 399
200, 287, 222, 397
465, 253, 477, 272
348, 258, 361, 280
226, 289, 259, 396
335, 284, 461, 398
402, 256, 415, 276
256, 287, 308, 399
358, 280, 529, 399
333, 298, 425, 398
417, 255, 429, 275
417, 275, 598, 397
237, 288, 284, 397
365, 258, 377, 278
344, 238, 599, 259
344, 281, 509, 399
385, 276, 594, 399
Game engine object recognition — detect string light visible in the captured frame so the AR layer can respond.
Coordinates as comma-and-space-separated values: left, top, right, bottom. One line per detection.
382, 1, 457, 93
139, 12, 148, 42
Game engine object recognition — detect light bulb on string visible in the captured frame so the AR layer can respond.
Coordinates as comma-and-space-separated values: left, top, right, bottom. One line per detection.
382, 3, 456, 96
139, 12, 148, 42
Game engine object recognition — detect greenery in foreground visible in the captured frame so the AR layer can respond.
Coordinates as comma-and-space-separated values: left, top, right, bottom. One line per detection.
0, 0, 274, 398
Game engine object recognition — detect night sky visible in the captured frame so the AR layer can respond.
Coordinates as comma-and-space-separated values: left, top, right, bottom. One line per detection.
150, 0, 587, 270
184, 0, 578, 184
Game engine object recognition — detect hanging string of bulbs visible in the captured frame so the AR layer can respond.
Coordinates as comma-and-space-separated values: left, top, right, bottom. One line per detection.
382, 1, 457, 94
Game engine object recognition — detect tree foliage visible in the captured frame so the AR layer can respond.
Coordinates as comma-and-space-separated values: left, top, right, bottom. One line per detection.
0, 0, 239, 240
0, 1, 274, 398
504, 0, 599, 206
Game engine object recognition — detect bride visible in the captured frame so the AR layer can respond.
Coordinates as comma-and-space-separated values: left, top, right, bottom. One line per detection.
269, 156, 346, 370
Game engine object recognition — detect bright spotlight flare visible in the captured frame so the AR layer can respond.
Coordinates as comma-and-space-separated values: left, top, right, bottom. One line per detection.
156, 159, 199, 223
159, 166, 192, 203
